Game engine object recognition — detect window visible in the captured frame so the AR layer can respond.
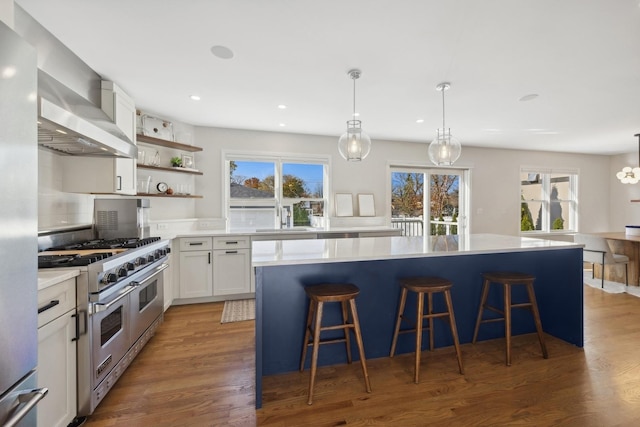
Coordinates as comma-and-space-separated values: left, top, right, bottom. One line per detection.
520, 168, 577, 233
226, 155, 328, 231
390, 167, 468, 236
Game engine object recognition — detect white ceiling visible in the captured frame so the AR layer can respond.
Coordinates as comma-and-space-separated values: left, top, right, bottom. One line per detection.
15, 0, 640, 155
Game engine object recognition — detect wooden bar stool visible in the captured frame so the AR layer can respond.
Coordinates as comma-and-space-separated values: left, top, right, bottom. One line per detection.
299, 283, 371, 405
472, 271, 549, 366
389, 277, 464, 383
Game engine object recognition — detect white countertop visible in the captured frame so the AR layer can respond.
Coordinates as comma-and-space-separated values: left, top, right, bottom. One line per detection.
38, 269, 80, 291
167, 226, 400, 240
252, 233, 582, 267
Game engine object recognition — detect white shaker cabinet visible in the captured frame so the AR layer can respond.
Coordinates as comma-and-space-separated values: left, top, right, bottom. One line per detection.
178, 237, 213, 298
37, 278, 77, 427
212, 236, 251, 296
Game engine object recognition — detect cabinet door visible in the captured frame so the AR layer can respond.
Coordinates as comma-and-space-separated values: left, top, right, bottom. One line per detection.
115, 157, 136, 195
163, 253, 173, 311
179, 251, 213, 298
37, 311, 77, 427
213, 248, 251, 296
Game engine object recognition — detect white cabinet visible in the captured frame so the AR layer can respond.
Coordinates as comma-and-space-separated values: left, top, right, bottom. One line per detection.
213, 236, 251, 296
61, 81, 137, 195
37, 278, 77, 427
178, 237, 213, 298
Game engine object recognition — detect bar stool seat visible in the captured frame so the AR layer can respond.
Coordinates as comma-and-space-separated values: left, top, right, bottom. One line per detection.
472, 271, 549, 366
389, 277, 464, 383
299, 283, 371, 405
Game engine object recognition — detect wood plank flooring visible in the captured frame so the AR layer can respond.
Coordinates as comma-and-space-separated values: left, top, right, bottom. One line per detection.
84, 286, 640, 426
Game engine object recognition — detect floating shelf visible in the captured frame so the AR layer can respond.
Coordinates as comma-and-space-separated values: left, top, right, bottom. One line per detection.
136, 134, 203, 152
137, 193, 203, 199
137, 164, 203, 175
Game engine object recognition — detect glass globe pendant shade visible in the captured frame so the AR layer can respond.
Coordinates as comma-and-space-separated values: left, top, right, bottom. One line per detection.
338, 120, 371, 161
428, 128, 461, 166
616, 166, 640, 184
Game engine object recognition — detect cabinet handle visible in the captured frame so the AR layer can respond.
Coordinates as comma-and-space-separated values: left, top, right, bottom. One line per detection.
37, 299, 59, 314
189, 242, 204, 246
226, 241, 239, 245
71, 313, 80, 342
225, 250, 238, 254
208, 252, 211, 264
116, 175, 122, 190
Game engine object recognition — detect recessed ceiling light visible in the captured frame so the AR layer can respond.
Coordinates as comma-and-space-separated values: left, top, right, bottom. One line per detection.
210, 45, 234, 59
519, 94, 539, 102
190, 95, 201, 101
277, 104, 287, 109
279, 123, 286, 127
416, 119, 424, 123
353, 112, 360, 117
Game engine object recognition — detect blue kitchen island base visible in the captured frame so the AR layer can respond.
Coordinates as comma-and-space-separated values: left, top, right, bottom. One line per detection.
254, 242, 583, 408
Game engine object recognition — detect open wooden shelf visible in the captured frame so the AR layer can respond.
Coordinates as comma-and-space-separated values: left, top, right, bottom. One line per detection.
137, 164, 203, 175
137, 134, 203, 152
137, 193, 203, 199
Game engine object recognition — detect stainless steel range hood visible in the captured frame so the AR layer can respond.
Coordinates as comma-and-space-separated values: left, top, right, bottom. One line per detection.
37, 72, 137, 158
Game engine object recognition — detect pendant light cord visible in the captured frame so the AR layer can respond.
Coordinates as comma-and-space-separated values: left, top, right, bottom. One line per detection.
441, 86, 446, 131
352, 76, 357, 120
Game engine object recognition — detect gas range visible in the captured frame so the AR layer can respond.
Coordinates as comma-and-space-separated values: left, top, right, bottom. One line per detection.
38, 236, 170, 296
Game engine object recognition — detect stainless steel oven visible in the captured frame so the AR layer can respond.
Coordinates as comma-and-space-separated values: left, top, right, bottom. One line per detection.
84, 258, 167, 415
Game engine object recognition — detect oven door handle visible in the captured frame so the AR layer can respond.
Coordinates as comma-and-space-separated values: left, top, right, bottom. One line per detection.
132, 263, 169, 287
93, 285, 137, 313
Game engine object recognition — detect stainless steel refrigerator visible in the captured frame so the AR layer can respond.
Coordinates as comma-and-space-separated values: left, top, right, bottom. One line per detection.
0, 20, 47, 427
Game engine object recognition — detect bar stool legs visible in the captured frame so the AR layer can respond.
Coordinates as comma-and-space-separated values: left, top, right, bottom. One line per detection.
390, 277, 464, 383
472, 272, 548, 366
300, 284, 371, 405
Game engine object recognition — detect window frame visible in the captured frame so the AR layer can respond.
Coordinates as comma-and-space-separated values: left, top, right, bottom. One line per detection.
223, 151, 330, 230
520, 167, 578, 234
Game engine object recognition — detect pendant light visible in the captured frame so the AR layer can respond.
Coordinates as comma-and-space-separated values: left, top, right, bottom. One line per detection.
338, 69, 371, 161
428, 82, 462, 166
616, 134, 640, 184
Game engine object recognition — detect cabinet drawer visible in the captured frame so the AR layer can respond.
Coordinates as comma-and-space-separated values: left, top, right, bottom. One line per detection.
179, 237, 213, 251
213, 236, 250, 250
37, 278, 75, 328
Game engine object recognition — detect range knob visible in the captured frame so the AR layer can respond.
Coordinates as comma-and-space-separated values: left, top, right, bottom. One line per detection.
136, 257, 146, 266
126, 262, 135, 271
117, 267, 128, 278
147, 254, 155, 263
103, 273, 118, 284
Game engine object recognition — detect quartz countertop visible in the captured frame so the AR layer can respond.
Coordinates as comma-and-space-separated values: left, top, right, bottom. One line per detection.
166, 226, 400, 240
252, 233, 582, 267
38, 269, 80, 291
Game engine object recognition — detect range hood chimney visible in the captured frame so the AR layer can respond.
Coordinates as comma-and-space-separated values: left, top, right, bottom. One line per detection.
37, 71, 137, 158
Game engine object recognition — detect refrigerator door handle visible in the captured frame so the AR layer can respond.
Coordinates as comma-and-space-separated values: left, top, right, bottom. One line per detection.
3, 387, 48, 427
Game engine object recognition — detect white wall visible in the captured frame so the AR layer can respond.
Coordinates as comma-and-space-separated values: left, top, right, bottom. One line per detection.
38, 149, 94, 230
0, 0, 13, 28
192, 126, 611, 235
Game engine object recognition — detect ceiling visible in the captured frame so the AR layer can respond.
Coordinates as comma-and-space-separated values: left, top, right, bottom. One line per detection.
15, 0, 640, 155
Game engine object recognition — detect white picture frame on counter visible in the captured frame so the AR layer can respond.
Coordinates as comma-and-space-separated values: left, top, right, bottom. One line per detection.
335, 193, 354, 217
358, 193, 375, 216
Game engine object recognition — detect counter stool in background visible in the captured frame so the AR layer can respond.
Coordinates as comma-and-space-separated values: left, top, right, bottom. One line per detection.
389, 277, 464, 384
299, 283, 371, 405
472, 271, 548, 366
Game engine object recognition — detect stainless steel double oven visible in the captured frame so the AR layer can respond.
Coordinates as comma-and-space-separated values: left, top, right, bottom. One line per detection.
38, 230, 170, 418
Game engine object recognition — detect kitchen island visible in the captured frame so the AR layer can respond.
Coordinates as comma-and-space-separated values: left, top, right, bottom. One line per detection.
252, 233, 584, 408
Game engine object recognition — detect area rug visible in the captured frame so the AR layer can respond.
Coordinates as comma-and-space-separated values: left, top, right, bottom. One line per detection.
583, 270, 640, 298
220, 298, 255, 323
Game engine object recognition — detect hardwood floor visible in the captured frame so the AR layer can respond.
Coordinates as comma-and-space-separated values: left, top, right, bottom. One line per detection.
85, 286, 640, 426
